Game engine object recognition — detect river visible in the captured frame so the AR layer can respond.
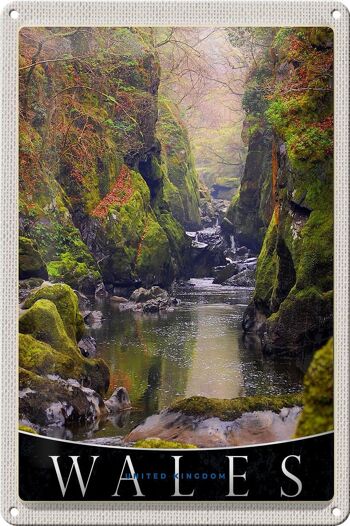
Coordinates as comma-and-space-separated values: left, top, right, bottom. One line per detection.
67, 278, 309, 442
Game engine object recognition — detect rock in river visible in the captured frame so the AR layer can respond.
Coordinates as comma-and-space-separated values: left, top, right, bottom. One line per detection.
125, 394, 303, 448
105, 387, 131, 412
110, 296, 128, 303
130, 286, 168, 303
78, 336, 97, 357
223, 268, 256, 287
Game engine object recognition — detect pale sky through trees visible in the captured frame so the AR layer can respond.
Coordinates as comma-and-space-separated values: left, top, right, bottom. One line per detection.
156, 27, 251, 194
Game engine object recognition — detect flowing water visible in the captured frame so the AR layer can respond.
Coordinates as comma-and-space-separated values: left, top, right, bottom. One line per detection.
69, 279, 310, 442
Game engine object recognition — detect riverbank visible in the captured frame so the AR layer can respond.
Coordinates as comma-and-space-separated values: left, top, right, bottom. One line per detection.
20, 278, 309, 444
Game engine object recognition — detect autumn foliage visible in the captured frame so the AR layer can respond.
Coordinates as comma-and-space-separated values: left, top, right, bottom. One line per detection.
91, 165, 133, 218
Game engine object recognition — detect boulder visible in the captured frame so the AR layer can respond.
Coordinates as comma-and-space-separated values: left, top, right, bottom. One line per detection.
19, 369, 107, 429
105, 387, 131, 412
223, 268, 256, 287
142, 298, 170, 313
188, 227, 228, 277
23, 283, 85, 342
20, 299, 79, 356
95, 282, 108, 297
84, 310, 104, 328
213, 263, 240, 284
110, 296, 128, 303
20, 284, 110, 397
235, 246, 250, 257
130, 286, 168, 303
19, 278, 45, 302
19, 237, 48, 280
78, 336, 97, 357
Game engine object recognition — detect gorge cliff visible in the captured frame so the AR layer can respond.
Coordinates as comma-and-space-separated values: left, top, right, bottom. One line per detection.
226, 28, 333, 353
19, 27, 200, 295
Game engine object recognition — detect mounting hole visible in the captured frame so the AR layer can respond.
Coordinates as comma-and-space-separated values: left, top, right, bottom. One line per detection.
9, 9, 19, 19
9, 508, 19, 518
332, 9, 341, 19
332, 507, 341, 517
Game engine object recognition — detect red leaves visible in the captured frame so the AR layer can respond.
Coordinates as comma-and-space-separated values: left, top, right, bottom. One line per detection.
92, 164, 133, 218
314, 115, 333, 131
70, 168, 84, 183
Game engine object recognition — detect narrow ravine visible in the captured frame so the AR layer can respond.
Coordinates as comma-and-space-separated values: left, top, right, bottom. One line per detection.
18, 27, 334, 447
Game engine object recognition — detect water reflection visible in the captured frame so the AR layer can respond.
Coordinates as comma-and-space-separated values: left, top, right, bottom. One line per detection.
69, 279, 308, 441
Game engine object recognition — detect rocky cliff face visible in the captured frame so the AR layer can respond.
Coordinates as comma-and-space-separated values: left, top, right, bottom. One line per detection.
226, 128, 273, 252
228, 28, 333, 353
19, 28, 200, 294
156, 98, 201, 230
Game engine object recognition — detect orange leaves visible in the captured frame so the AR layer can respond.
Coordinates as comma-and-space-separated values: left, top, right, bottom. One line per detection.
70, 168, 84, 183
314, 115, 333, 131
91, 164, 133, 218
272, 139, 279, 225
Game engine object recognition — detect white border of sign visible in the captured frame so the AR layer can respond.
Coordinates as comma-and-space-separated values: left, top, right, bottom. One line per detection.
0, 1, 348, 524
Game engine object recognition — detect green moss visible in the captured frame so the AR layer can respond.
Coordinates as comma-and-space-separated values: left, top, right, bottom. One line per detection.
23, 284, 84, 342
19, 236, 48, 280
157, 211, 189, 272
157, 97, 200, 228
20, 333, 82, 378
19, 425, 37, 434
47, 253, 100, 291
225, 129, 273, 251
295, 339, 333, 437
295, 208, 333, 292
136, 215, 171, 281
264, 286, 333, 350
171, 393, 303, 421
20, 299, 79, 356
162, 174, 185, 224
19, 367, 47, 390
19, 297, 110, 395
134, 438, 196, 449
254, 215, 278, 304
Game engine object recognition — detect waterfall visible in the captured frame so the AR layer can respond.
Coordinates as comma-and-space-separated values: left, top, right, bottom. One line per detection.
230, 234, 236, 253
215, 216, 219, 228
195, 232, 199, 242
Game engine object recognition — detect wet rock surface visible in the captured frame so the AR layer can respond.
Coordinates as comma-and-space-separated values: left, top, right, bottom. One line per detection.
125, 406, 302, 448
223, 268, 255, 287
19, 237, 49, 281
78, 336, 97, 357
19, 278, 46, 302
105, 387, 131, 412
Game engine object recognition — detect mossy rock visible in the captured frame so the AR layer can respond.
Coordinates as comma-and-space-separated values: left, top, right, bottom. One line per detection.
295, 338, 333, 437
226, 130, 273, 252
157, 97, 201, 229
213, 262, 240, 285
136, 215, 172, 287
134, 438, 196, 449
19, 237, 48, 280
19, 332, 109, 397
20, 286, 110, 395
47, 252, 100, 294
170, 393, 303, 421
262, 287, 333, 352
20, 299, 79, 356
19, 277, 45, 302
254, 215, 278, 305
19, 333, 109, 394
23, 284, 84, 342
19, 368, 107, 427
